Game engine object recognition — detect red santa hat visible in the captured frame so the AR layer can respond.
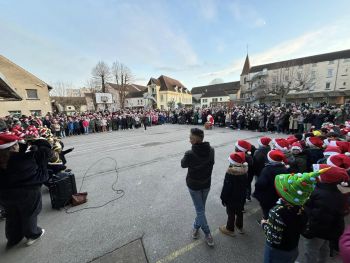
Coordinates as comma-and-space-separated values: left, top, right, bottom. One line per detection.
313, 164, 349, 183
323, 146, 342, 157
327, 154, 350, 169
272, 138, 290, 153
258, 137, 271, 147
267, 150, 287, 164
291, 142, 303, 152
287, 135, 298, 145
329, 141, 350, 154
228, 152, 247, 166
0, 132, 20, 149
235, 140, 252, 153
306, 136, 324, 148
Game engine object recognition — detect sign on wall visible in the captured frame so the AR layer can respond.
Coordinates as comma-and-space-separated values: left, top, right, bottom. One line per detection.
95, 93, 113, 104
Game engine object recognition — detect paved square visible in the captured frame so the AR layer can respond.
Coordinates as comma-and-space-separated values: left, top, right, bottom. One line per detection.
0, 125, 342, 262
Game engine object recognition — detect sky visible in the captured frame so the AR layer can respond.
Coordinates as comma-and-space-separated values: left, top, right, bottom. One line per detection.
1, 0, 350, 90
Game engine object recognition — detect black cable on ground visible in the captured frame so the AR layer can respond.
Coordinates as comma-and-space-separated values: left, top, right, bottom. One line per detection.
64, 157, 125, 214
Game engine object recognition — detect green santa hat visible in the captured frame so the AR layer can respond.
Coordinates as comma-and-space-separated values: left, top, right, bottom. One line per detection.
274, 168, 330, 206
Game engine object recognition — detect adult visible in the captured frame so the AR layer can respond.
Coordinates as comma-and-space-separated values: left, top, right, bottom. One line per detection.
0, 133, 51, 248
181, 128, 215, 247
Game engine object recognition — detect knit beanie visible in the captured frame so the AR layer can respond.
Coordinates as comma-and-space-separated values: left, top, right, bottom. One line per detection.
274, 168, 330, 206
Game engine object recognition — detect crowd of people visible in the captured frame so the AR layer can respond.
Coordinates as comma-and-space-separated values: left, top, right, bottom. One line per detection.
0, 103, 349, 137
1, 103, 350, 262
181, 121, 350, 262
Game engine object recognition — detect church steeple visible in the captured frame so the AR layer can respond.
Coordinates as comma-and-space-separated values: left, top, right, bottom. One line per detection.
241, 54, 250, 76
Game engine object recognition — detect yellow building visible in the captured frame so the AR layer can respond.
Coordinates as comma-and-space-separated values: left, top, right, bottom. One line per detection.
147, 75, 192, 110
0, 55, 52, 116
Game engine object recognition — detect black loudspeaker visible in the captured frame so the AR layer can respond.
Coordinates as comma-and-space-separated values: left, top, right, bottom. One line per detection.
48, 171, 77, 209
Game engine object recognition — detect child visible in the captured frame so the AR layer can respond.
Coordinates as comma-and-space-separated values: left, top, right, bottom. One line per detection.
261, 168, 329, 263
289, 142, 308, 173
220, 152, 248, 236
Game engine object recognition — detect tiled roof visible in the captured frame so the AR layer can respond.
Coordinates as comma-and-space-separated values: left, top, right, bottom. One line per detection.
201, 89, 230, 98
241, 55, 250, 76
106, 83, 147, 92
249, 49, 350, 73
148, 75, 190, 93
191, 81, 240, 95
0, 71, 22, 100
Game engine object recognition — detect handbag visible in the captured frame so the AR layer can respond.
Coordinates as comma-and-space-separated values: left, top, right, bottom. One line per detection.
71, 192, 88, 206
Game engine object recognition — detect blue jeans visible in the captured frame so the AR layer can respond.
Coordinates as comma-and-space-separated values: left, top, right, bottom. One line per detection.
264, 243, 298, 263
188, 188, 211, 235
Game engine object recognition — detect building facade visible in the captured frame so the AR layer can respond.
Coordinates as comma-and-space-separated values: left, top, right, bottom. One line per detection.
147, 75, 192, 110
240, 50, 350, 106
125, 90, 147, 108
192, 81, 241, 108
0, 55, 52, 116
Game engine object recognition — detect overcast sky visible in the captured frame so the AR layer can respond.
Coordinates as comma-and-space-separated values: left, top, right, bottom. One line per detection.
1, 0, 350, 89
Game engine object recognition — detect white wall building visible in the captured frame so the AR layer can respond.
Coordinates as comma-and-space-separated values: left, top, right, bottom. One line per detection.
240, 49, 350, 105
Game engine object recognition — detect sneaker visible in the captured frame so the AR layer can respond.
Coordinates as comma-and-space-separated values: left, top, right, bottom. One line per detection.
192, 228, 200, 239
219, 225, 235, 237
237, 228, 245, 234
26, 229, 45, 246
205, 233, 214, 247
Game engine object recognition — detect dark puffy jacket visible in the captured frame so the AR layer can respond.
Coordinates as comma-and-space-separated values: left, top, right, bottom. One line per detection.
220, 165, 248, 209
0, 140, 52, 190
304, 148, 324, 172
253, 163, 289, 209
181, 142, 215, 190
303, 183, 345, 241
289, 152, 308, 173
253, 146, 270, 177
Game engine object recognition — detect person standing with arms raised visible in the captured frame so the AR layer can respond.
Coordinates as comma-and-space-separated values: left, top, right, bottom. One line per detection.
181, 128, 215, 247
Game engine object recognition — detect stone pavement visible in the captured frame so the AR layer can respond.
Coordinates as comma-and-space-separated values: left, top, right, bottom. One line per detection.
0, 125, 345, 263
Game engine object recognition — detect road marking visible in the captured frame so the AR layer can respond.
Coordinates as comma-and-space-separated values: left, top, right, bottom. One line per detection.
155, 207, 261, 263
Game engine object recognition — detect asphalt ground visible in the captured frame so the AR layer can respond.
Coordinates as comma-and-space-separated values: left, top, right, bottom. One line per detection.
0, 124, 346, 263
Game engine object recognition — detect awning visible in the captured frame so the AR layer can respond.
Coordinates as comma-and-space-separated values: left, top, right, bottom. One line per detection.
0, 72, 22, 100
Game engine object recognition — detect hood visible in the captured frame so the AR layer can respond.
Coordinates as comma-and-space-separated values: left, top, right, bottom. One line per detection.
192, 142, 211, 157
227, 165, 248, 175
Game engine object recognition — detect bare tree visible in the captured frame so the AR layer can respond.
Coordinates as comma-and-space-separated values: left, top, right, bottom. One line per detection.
112, 61, 133, 109
49, 81, 73, 97
92, 61, 111, 93
254, 62, 313, 103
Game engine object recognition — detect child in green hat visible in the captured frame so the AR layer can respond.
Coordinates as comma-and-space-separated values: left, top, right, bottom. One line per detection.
261, 168, 328, 263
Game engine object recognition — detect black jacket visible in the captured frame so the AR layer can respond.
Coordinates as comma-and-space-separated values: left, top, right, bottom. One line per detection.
253, 163, 289, 209
0, 140, 52, 190
220, 165, 248, 209
263, 201, 307, 251
253, 146, 270, 177
303, 183, 345, 241
181, 142, 215, 190
304, 148, 324, 172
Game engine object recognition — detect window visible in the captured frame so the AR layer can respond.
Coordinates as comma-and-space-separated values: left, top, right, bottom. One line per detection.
325, 82, 331, 89
160, 95, 164, 101
329, 60, 334, 65
272, 76, 277, 83
220, 98, 222, 101
344, 58, 350, 63
244, 77, 247, 84
311, 71, 316, 80
297, 72, 302, 79
327, 69, 333, 78
312, 63, 317, 67
344, 82, 347, 86
284, 75, 289, 81
30, 110, 41, 116
26, 89, 38, 99
212, 98, 218, 102
8, 110, 21, 116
